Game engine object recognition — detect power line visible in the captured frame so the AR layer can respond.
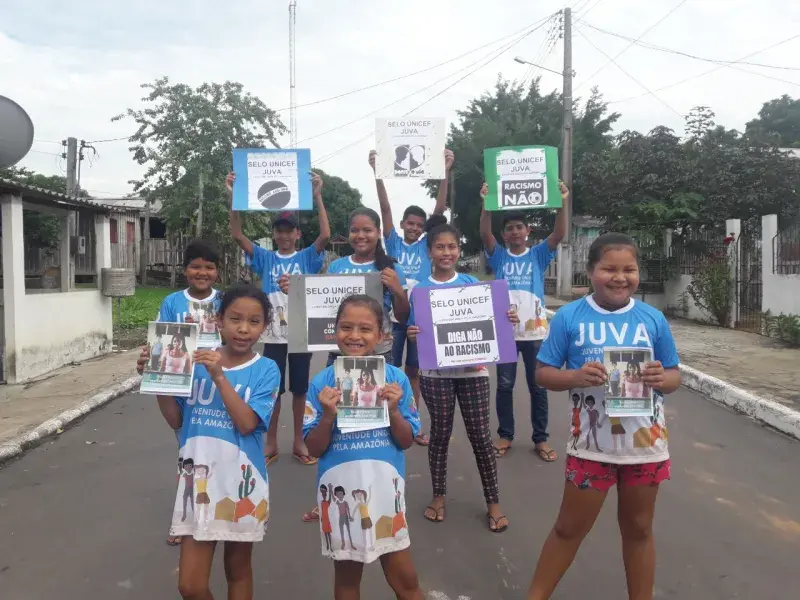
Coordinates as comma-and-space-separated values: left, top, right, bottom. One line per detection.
33, 138, 63, 145
576, 28, 683, 118
607, 34, 800, 105
576, 0, 607, 21
84, 135, 130, 144
582, 21, 800, 72
313, 15, 553, 167
574, 0, 688, 91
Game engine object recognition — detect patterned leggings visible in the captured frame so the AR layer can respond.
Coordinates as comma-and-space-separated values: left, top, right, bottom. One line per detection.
420, 376, 499, 504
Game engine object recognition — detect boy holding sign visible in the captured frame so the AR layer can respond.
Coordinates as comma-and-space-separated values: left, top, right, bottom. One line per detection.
479, 180, 570, 462
226, 171, 331, 466
369, 148, 453, 446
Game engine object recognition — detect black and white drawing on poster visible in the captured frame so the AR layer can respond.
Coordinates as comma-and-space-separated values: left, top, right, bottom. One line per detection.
374, 118, 445, 180
305, 276, 367, 352
603, 347, 654, 417
141, 322, 198, 397
246, 151, 299, 210
429, 284, 498, 368
334, 356, 389, 432
496, 147, 548, 209
187, 301, 221, 348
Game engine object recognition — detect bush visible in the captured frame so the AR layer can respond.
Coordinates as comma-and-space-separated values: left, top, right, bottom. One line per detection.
686, 255, 733, 326
762, 311, 800, 345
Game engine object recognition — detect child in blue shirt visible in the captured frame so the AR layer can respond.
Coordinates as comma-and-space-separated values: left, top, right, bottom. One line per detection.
479, 180, 570, 463
136, 239, 223, 547
304, 295, 423, 599
156, 284, 280, 599
226, 171, 330, 467
370, 148, 453, 448
407, 221, 517, 533
525, 233, 681, 600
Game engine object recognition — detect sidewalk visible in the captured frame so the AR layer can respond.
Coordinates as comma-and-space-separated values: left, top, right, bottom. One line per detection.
0, 350, 139, 461
668, 318, 799, 408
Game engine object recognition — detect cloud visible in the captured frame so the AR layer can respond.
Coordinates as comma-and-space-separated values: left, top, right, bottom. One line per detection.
2, 0, 799, 218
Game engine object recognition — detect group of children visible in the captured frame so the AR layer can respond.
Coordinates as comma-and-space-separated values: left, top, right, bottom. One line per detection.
137, 150, 681, 600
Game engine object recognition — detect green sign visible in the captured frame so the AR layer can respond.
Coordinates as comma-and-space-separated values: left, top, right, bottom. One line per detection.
483, 145, 561, 211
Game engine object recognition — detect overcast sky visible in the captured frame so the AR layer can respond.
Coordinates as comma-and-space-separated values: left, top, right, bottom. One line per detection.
2, 0, 799, 218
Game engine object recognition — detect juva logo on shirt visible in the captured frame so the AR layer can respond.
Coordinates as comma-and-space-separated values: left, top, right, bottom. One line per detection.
257, 180, 292, 209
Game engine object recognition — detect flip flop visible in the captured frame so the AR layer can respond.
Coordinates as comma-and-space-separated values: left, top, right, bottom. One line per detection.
487, 514, 508, 533
423, 505, 445, 523
293, 452, 318, 466
265, 452, 279, 466
166, 535, 182, 546
535, 447, 558, 463
493, 443, 512, 458
414, 433, 430, 446
302, 507, 320, 522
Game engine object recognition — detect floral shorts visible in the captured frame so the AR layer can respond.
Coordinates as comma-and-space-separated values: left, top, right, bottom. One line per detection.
565, 456, 671, 492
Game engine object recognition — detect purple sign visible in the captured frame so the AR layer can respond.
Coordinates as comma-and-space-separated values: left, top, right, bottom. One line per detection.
412, 279, 517, 370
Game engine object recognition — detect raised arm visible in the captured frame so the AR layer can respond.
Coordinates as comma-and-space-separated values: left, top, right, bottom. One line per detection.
312, 173, 331, 253
225, 172, 254, 256
369, 150, 394, 238
432, 149, 454, 216
546, 181, 570, 251
479, 183, 497, 254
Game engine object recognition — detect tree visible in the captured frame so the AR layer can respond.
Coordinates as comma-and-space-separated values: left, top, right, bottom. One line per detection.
112, 77, 287, 241
745, 94, 800, 148
424, 78, 619, 253
297, 169, 363, 248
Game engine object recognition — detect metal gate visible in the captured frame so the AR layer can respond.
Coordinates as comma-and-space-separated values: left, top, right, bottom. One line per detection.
734, 218, 762, 332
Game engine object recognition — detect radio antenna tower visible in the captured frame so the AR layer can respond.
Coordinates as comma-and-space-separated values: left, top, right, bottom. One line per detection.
288, 0, 298, 147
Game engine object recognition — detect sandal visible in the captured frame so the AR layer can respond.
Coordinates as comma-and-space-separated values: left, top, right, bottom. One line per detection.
493, 441, 512, 458
302, 506, 320, 523
166, 535, 182, 546
414, 433, 430, 446
423, 505, 445, 523
535, 446, 558, 463
265, 452, 279, 466
487, 514, 508, 533
293, 452, 318, 466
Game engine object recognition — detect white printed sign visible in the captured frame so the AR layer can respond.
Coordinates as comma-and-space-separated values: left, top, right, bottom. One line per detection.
374, 118, 445, 179
429, 284, 499, 368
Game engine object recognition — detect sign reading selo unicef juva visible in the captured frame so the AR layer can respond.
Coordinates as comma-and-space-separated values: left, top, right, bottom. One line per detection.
232, 148, 313, 211
483, 145, 561, 211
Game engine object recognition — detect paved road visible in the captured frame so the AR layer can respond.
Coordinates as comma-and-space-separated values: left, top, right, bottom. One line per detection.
1, 356, 799, 599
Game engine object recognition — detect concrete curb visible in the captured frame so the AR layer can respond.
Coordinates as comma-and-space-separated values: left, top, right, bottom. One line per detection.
678, 364, 800, 440
0, 373, 140, 466
544, 306, 800, 441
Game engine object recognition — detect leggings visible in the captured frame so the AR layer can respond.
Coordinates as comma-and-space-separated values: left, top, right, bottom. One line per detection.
420, 375, 499, 504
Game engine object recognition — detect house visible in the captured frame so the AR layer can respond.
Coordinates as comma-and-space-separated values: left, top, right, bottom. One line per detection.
93, 197, 166, 277
0, 178, 114, 383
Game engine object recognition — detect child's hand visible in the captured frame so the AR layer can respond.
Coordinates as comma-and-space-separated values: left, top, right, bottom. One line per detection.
278, 274, 291, 294
319, 386, 342, 417
406, 325, 420, 342
379, 383, 404, 414
380, 268, 403, 294
444, 148, 454, 173
194, 350, 224, 380
136, 345, 150, 375
225, 172, 235, 203
571, 362, 607, 388
642, 361, 666, 390
479, 182, 488, 199
507, 308, 519, 325
559, 179, 570, 202
311, 173, 323, 196
368, 150, 377, 173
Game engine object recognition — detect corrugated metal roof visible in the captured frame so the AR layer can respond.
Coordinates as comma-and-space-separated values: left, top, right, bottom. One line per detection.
94, 196, 163, 214
0, 177, 109, 212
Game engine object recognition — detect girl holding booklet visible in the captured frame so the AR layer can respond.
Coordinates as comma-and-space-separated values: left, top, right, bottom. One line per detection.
154, 284, 281, 600
526, 233, 681, 600
304, 295, 423, 599
406, 220, 517, 533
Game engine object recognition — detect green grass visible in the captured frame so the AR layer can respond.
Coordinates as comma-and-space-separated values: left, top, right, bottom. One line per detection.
114, 286, 177, 329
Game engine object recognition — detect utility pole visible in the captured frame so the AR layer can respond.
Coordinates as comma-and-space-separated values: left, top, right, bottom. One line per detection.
196, 171, 205, 237
64, 137, 78, 195
63, 137, 78, 289
557, 7, 574, 300
141, 196, 150, 286
288, 0, 300, 232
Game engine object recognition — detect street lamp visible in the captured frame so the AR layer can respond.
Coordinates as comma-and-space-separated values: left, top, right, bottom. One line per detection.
513, 56, 564, 77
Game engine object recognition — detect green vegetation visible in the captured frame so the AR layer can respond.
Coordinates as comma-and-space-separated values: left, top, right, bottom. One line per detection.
114, 287, 176, 329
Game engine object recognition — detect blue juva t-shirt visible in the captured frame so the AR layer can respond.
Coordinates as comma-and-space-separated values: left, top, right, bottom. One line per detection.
384, 229, 431, 290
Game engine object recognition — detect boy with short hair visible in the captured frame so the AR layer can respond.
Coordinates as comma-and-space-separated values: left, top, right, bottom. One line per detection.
479, 181, 570, 462
370, 148, 453, 446
226, 171, 330, 466
136, 237, 223, 546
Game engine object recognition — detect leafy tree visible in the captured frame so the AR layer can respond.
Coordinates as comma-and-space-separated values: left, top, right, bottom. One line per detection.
297, 168, 363, 248
424, 78, 619, 253
745, 94, 800, 148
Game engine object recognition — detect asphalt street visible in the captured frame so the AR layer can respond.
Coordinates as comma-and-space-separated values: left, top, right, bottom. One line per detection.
1, 354, 798, 599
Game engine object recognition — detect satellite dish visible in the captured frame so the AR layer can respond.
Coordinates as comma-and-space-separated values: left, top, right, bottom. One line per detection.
0, 95, 35, 168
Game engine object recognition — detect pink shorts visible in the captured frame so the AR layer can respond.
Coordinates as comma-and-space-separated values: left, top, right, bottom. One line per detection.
565, 456, 671, 492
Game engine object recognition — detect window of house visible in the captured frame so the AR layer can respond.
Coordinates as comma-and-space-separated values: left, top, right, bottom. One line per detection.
110, 218, 118, 243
